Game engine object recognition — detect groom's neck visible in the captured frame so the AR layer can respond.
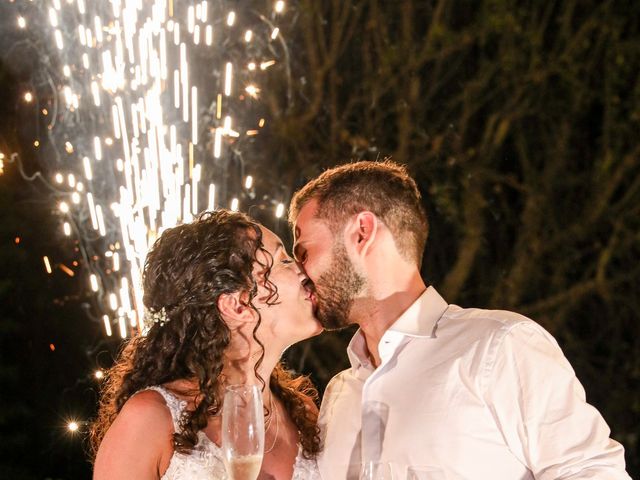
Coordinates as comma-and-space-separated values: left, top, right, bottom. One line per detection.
353, 268, 426, 367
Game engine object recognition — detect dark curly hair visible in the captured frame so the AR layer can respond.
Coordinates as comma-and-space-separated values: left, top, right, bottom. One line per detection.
90, 210, 320, 460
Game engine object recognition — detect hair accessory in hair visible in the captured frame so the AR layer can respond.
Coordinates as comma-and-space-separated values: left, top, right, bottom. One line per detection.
146, 307, 169, 326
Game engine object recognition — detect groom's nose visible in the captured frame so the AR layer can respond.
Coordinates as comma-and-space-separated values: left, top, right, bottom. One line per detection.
297, 264, 315, 289
295, 260, 307, 276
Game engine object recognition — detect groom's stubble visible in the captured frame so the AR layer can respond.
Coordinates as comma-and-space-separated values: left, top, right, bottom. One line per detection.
313, 239, 365, 330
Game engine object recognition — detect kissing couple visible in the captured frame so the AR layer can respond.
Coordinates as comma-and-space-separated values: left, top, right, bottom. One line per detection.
92, 161, 630, 479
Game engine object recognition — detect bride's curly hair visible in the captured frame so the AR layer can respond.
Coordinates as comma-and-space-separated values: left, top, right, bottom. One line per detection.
90, 210, 320, 460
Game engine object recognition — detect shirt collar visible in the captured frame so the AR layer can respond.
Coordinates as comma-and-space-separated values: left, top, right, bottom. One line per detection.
347, 329, 372, 372
387, 286, 449, 337
347, 286, 449, 371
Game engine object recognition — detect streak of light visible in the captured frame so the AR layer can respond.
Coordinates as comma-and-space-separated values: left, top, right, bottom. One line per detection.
43, 256, 52, 274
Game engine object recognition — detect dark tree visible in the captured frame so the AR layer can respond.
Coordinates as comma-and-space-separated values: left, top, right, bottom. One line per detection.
259, 1, 640, 474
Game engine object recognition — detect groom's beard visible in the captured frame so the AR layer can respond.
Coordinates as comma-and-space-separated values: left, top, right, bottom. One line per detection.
313, 241, 365, 330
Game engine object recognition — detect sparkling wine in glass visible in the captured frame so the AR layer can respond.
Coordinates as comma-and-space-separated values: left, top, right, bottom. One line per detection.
221, 385, 265, 480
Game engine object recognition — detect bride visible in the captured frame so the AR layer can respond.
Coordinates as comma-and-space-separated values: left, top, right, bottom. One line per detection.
91, 209, 322, 479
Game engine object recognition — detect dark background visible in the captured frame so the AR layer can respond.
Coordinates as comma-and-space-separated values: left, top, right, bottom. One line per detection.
1, 1, 639, 478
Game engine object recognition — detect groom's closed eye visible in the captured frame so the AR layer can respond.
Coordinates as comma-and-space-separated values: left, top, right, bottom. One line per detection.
293, 245, 307, 264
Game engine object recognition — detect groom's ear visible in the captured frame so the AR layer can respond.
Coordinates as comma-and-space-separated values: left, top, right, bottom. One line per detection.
347, 211, 377, 257
217, 291, 253, 325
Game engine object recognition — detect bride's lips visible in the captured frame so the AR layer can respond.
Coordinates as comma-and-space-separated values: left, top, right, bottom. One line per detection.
308, 292, 318, 313
302, 281, 318, 314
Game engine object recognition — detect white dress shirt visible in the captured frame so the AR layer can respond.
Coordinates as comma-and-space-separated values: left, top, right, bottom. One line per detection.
317, 287, 630, 480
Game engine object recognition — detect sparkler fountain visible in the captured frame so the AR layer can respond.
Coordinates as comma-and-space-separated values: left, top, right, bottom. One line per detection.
7, 0, 291, 339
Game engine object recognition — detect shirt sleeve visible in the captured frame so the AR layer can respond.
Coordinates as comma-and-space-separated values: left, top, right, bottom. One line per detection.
483, 321, 631, 480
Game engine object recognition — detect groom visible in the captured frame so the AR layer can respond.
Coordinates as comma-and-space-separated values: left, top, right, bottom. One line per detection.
289, 160, 630, 479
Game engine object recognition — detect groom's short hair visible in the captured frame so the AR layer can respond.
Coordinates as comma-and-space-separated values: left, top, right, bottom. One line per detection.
289, 159, 428, 265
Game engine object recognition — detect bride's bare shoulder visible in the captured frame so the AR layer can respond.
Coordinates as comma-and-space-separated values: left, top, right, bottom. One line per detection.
100, 389, 174, 450
94, 390, 174, 479
118, 389, 174, 425
126, 388, 173, 409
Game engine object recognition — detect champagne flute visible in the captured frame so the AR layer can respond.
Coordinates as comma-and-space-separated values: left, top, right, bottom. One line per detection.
360, 461, 394, 480
221, 385, 265, 480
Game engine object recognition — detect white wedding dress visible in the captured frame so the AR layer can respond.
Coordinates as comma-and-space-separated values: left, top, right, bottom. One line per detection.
143, 386, 321, 480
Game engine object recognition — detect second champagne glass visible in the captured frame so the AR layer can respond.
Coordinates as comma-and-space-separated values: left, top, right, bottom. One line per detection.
221, 385, 265, 480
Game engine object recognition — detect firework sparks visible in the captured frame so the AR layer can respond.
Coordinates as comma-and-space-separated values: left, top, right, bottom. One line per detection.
12, 0, 290, 338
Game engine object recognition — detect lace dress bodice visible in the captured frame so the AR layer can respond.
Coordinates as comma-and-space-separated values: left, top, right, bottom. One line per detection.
143, 386, 320, 480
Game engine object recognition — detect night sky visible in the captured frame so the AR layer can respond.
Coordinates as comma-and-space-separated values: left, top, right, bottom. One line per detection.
0, 66, 107, 478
